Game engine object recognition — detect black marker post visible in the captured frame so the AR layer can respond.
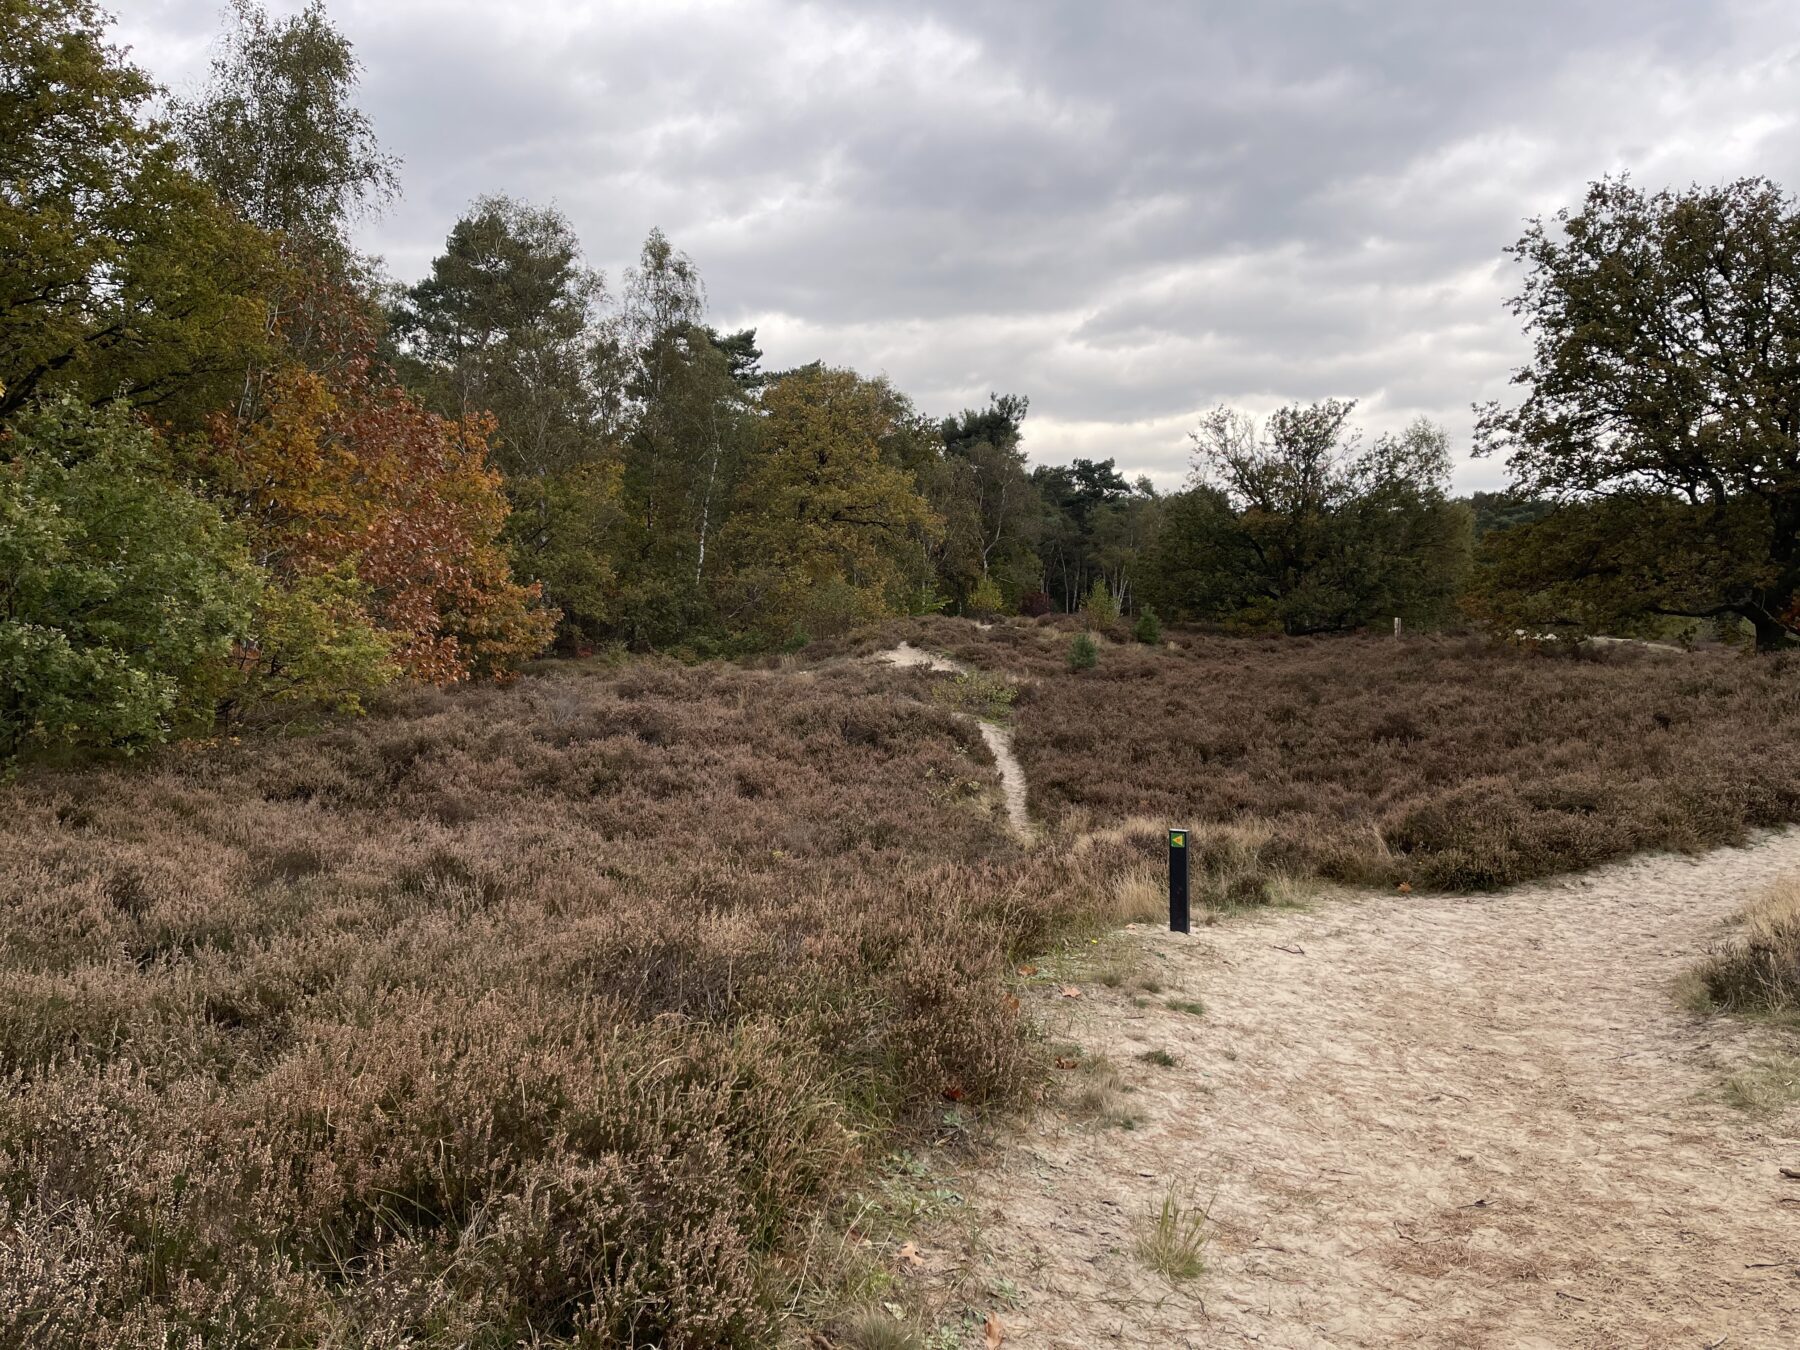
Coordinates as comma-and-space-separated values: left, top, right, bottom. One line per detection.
1168, 828, 1190, 934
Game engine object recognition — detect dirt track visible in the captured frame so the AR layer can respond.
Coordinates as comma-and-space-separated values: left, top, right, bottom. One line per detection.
954, 831, 1800, 1348
877, 643, 1034, 839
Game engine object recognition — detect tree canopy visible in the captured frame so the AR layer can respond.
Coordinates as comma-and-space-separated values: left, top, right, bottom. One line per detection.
1142, 402, 1470, 633
723, 366, 940, 642
177, 0, 398, 256
17, 0, 1797, 769
1475, 176, 1800, 648
0, 0, 278, 427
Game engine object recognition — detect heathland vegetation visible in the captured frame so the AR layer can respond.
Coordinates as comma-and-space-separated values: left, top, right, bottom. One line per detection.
6, 621, 1800, 1343
848, 618, 1800, 891
7, 1, 1800, 1345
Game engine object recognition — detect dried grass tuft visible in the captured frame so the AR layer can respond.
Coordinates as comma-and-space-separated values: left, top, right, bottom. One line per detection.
1693, 877, 1800, 1016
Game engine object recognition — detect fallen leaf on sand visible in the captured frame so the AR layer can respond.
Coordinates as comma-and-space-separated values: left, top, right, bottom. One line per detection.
897, 1241, 925, 1269
1397, 882, 1413, 894
1002, 993, 1021, 1015
1017, 964, 1038, 977
1054, 1056, 1080, 1070
1060, 985, 1082, 999
984, 1311, 1005, 1347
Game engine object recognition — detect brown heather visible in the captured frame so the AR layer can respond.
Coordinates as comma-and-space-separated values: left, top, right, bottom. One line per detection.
6, 621, 1800, 1344
0, 657, 1145, 1347
827, 617, 1800, 892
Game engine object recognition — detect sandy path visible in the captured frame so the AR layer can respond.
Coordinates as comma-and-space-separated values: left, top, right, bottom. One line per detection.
876, 643, 1035, 840
952, 831, 1800, 1348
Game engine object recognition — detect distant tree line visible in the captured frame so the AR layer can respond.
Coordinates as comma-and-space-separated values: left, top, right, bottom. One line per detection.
6, 1, 1795, 761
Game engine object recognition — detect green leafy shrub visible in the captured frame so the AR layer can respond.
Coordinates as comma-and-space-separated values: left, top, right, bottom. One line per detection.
1134, 608, 1162, 644
966, 574, 1005, 619
242, 566, 397, 714
1081, 577, 1119, 625
1, 397, 260, 760
1068, 632, 1098, 671
932, 670, 1017, 720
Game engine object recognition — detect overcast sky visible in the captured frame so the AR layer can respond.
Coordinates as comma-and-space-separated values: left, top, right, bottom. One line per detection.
114, 1, 1800, 491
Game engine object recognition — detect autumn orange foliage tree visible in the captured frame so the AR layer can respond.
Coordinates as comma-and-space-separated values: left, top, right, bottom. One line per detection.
208, 292, 554, 687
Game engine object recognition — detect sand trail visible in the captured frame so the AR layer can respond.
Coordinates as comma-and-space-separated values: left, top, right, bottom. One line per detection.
950, 831, 1800, 1348
876, 643, 1034, 840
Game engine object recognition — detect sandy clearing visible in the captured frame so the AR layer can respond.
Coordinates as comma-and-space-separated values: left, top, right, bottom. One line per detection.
947, 830, 1800, 1349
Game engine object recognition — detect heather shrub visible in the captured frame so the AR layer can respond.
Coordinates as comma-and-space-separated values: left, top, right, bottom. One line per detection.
1019, 589, 1054, 618
0, 656, 1078, 1343
10, 617, 1800, 1340
866, 618, 1800, 893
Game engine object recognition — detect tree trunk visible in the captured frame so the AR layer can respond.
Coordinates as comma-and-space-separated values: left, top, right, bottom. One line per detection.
1750, 607, 1794, 652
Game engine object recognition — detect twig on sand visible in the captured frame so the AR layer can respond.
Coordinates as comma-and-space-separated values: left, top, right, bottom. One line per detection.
1271, 943, 1306, 955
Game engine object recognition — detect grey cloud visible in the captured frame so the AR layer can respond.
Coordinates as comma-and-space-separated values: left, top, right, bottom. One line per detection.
112, 0, 1800, 492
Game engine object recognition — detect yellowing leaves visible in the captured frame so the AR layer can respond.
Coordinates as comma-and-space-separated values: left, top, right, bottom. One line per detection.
206, 284, 554, 686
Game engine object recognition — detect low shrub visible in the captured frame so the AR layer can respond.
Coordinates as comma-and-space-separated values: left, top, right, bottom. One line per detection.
932, 671, 1018, 721
1693, 878, 1800, 1015
966, 575, 1006, 619
1081, 578, 1120, 626
1068, 633, 1098, 671
855, 618, 1800, 893
1, 397, 262, 761
0, 658, 1090, 1345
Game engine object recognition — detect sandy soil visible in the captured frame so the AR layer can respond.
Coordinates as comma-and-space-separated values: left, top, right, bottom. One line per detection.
945, 831, 1800, 1348
876, 644, 1034, 840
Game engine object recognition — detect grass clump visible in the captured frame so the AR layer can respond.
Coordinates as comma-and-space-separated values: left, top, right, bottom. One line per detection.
839, 1309, 924, 1350
1691, 877, 1800, 1016
1138, 1047, 1179, 1067
931, 670, 1017, 722
1167, 999, 1206, 1016
1686, 878, 1800, 1116
1068, 1054, 1139, 1129
1721, 1053, 1800, 1115
1135, 1183, 1210, 1283
1107, 863, 1165, 924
